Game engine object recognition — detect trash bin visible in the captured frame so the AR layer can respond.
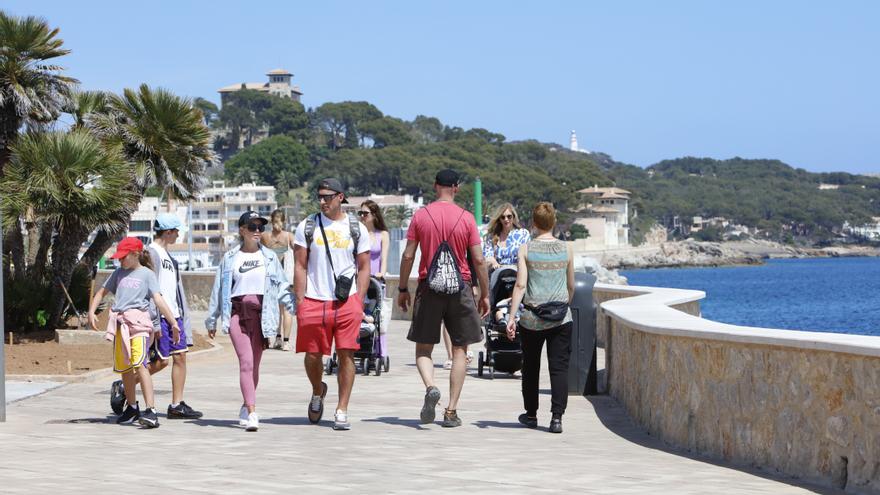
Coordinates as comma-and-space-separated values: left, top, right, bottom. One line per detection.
569, 271, 598, 396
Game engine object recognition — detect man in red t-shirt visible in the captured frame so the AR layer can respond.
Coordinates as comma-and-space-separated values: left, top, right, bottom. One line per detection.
398, 169, 490, 428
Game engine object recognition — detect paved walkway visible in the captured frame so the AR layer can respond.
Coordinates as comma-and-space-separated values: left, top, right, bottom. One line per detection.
0, 319, 835, 494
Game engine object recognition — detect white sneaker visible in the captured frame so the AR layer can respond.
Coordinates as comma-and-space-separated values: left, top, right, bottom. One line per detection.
239, 406, 248, 427
245, 412, 259, 432
281, 341, 291, 352
333, 410, 351, 430
273, 336, 282, 350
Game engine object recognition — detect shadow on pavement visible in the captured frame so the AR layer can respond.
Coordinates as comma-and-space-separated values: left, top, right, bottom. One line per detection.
45, 417, 112, 424
361, 416, 429, 430
261, 416, 319, 426
185, 418, 241, 429
586, 395, 841, 495
472, 420, 527, 430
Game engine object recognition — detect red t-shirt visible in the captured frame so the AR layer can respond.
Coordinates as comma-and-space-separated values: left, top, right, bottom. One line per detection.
407, 201, 481, 282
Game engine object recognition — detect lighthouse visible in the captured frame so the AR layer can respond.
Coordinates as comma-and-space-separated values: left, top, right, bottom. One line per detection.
570, 130, 588, 153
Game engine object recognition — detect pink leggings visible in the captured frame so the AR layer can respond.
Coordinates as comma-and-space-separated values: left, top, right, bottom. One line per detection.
229, 296, 265, 407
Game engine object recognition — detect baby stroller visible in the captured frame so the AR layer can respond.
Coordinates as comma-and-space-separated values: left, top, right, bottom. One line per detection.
477, 266, 523, 379
325, 277, 389, 376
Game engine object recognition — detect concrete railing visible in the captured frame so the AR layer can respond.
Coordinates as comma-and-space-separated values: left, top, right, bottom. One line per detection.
592, 282, 880, 493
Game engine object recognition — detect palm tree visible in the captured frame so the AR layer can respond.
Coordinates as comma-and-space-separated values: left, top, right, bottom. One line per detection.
0, 11, 76, 174
77, 84, 216, 272
0, 11, 77, 281
0, 130, 135, 327
383, 205, 413, 230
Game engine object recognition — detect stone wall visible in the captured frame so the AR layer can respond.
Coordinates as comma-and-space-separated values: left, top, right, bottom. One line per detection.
597, 283, 880, 493
96, 270, 216, 311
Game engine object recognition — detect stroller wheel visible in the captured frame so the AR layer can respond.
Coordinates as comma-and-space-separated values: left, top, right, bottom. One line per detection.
477, 352, 484, 377
362, 357, 370, 376
374, 358, 382, 376
383, 356, 390, 372
490, 366, 495, 380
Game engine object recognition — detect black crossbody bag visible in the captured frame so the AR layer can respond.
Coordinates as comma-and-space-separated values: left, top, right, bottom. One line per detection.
318, 215, 354, 302
523, 301, 569, 322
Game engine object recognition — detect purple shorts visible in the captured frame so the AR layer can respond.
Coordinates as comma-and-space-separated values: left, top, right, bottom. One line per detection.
151, 316, 188, 361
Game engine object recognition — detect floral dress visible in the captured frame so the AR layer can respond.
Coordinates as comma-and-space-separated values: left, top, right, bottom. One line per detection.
482, 228, 531, 265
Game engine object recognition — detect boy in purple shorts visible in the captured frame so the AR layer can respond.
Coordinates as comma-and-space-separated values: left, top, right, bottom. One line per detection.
109, 213, 203, 420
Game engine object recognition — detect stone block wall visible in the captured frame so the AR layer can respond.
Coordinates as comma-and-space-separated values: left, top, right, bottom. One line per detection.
96, 270, 216, 311
598, 283, 880, 493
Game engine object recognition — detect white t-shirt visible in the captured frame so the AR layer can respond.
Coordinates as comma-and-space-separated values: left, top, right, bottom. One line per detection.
294, 213, 370, 301
231, 250, 266, 297
149, 242, 180, 318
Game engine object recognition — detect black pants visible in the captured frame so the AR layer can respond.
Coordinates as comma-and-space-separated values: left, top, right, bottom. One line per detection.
520, 322, 572, 416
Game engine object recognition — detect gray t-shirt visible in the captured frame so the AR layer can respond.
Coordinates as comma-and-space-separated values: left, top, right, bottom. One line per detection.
103, 266, 160, 313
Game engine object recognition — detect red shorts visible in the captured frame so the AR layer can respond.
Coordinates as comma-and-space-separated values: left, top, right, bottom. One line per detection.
295, 295, 363, 355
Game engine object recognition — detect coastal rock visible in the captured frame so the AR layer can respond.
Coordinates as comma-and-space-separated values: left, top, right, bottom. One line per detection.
575, 255, 628, 284
596, 240, 763, 269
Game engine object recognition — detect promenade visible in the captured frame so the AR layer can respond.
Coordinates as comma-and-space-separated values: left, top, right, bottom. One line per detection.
0, 319, 836, 494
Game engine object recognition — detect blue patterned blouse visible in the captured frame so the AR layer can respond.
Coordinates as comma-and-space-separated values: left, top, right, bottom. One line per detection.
482, 228, 531, 265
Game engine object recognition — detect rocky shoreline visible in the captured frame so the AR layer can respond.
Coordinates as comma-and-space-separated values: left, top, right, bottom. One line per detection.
576, 239, 880, 276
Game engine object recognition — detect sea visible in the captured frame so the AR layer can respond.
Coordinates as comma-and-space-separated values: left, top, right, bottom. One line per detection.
620, 257, 880, 336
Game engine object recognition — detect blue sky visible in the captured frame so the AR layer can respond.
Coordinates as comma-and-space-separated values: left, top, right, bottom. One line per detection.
5, 1, 879, 173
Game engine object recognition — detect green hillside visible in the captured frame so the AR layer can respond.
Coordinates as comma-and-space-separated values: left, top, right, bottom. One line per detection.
604, 156, 880, 244
213, 90, 880, 244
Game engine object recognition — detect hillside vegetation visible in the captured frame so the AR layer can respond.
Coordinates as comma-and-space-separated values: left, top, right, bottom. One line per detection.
213, 90, 880, 243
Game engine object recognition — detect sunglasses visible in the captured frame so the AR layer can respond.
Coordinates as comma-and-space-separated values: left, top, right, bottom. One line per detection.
501, 214, 514, 220
317, 193, 339, 202
357, 211, 371, 217
245, 223, 266, 233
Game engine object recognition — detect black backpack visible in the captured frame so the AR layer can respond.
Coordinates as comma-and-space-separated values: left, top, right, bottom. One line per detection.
423, 206, 467, 295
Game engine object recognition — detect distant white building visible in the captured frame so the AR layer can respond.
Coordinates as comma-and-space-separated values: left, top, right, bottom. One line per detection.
844, 217, 880, 240
127, 181, 278, 267
574, 185, 630, 247
569, 130, 589, 154
217, 68, 303, 106
343, 193, 424, 219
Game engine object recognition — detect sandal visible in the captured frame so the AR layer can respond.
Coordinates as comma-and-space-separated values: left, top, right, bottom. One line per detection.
443, 359, 453, 370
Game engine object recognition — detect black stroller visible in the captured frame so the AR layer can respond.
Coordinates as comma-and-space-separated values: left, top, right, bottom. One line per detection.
325, 277, 388, 376
477, 266, 522, 379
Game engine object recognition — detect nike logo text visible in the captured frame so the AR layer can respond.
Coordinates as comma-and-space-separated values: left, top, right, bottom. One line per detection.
239, 260, 262, 273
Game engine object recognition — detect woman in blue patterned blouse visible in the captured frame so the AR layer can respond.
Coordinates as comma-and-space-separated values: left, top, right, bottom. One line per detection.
483, 203, 531, 270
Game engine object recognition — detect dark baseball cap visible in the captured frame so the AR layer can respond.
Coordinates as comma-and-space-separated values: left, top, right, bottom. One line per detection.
238, 210, 269, 227
435, 169, 461, 187
317, 177, 349, 203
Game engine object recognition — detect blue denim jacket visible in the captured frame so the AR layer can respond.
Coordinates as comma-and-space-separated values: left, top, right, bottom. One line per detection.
205, 244, 295, 338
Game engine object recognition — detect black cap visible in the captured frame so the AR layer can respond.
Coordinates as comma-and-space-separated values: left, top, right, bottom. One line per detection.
317, 177, 349, 203
238, 210, 269, 227
435, 169, 461, 187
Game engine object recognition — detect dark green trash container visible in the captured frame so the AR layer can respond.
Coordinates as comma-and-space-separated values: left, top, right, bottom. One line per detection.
568, 271, 598, 396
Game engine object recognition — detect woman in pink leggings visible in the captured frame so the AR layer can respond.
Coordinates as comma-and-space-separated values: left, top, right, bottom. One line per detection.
206, 210, 294, 432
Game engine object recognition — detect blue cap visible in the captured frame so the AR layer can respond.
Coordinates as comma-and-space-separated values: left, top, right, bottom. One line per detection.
154, 213, 183, 232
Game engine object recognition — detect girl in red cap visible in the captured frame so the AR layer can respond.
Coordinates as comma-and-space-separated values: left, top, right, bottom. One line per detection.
87, 237, 181, 428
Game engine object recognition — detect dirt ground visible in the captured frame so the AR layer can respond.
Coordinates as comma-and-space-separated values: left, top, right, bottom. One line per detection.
3, 331, 214, 375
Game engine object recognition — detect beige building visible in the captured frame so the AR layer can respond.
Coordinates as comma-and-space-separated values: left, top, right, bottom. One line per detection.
574, 185, 631, 248
127, 182, 277, 267
217, 68, 303, 106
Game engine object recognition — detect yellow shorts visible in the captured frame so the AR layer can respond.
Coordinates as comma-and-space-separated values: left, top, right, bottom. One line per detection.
113, 329, 148, 373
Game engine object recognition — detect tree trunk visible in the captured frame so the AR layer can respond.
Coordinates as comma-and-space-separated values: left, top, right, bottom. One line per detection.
76, 227, 122, 276
49, 219, 89, 329
6, 218, 27, 284
29, 220, 54, 282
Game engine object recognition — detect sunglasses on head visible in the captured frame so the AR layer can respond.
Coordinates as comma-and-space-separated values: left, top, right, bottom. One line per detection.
245, 223, 265, 233
317, 193, 339, 202
502, 214, 514, 220
357, 210, 371, 217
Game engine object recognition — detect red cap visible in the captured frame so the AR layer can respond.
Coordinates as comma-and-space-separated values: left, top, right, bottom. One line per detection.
111, 237, 144, 259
